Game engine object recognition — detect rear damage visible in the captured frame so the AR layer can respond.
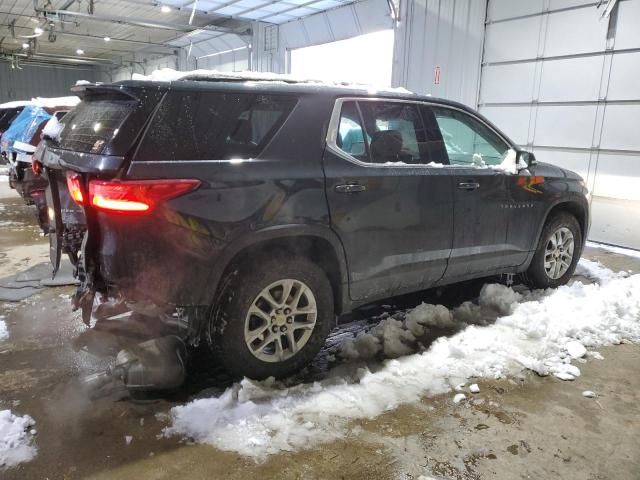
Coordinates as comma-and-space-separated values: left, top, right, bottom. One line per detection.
41, 83, 215, 394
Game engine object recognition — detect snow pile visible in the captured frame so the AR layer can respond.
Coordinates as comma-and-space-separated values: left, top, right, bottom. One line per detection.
0, 410, 36, 468
131, 68, 415, 95
0, 315, 7, 341
42, 115, 64, 141
164, 260, 640, 458
575, 257, 626, 283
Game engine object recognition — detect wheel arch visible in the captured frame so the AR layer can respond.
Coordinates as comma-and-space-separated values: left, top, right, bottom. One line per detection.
205, 225, 350, 315
543, 199, 589, 246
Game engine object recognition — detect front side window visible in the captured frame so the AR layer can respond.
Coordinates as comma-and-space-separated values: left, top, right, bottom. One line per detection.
431, 107, 509, 167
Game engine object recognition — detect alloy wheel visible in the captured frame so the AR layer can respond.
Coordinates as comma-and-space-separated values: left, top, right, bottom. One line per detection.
544, 226, 575, 280
244, 278, 318, 363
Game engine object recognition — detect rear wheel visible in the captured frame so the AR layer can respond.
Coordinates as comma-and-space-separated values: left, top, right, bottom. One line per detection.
523, 212, 582, 289
207, 253, 334, 379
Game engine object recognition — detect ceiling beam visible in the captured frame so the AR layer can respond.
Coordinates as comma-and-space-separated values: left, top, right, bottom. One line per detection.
37, 9, 251, 36
0, 22, 178, 49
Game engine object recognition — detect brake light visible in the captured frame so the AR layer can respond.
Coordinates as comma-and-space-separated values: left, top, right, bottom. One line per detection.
66, 172, 85, 205
32, 159, 43, 176
88, 179, 200, 214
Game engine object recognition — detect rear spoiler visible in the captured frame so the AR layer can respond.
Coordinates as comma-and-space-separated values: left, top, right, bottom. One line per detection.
70, 84, 142, 101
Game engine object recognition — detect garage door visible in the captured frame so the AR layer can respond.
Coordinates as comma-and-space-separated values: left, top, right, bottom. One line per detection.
479, 0, 640, 250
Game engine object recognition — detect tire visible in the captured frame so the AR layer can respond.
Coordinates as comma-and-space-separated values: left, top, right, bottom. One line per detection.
207, 253, 334, 379
523, 212, 582, 289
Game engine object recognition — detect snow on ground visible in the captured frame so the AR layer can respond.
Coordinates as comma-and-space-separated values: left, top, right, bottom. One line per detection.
0, 410, 36, 468
164, 259, 640, 458
0, 315, 7, 341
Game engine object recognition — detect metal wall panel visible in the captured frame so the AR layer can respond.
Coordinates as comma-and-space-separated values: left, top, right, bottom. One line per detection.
392, 0, 486, 106
487, 0, 544, 21
593, 153, 640, 201
534, 105, 598, 148
479, 105, 531, 145
0, 63, 100, 103
484, 17, 542, 63
479, 0, 640, 249
538, 56, 604, 102
600, 105, 640, 151
614, 0, 640, 49
608, 52, 640, 100
480, 63, 536, 103
543, 7, 607, 57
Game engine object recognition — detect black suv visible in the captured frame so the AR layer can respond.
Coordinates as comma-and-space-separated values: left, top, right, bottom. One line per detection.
40, 75, 590, 379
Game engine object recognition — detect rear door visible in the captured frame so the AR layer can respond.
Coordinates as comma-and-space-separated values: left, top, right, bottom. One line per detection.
430, 106, 522, 280
323, 98, 453, 301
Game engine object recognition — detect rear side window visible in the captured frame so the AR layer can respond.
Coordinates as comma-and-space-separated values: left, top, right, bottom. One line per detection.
337, 102, 368, 162
58, 100, 137, 154
334, 100, 446, 165
135, 92, 297, 161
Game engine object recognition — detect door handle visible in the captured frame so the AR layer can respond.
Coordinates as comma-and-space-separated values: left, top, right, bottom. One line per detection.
457, 182, 480, 191
335, 183, 366, 193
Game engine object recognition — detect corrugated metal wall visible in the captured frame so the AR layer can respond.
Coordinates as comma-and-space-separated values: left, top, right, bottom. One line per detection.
392, 0, 487, 106
0, 63, 100, 103
479, 0, 640, 249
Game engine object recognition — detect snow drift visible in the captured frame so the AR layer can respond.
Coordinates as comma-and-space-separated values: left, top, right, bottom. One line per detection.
164, 259, 640, 458
0, 410, 36, 468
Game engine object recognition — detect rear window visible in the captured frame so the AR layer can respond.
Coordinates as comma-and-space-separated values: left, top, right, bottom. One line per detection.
135, 91, 297, 161
0, 107, 23, 132
57, 100, 136, 154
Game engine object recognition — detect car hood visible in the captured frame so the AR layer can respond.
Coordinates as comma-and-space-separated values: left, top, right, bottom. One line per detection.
529, 161, 583, 182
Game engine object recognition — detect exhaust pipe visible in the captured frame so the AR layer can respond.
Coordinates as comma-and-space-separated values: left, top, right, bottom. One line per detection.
81, 335, 187, 399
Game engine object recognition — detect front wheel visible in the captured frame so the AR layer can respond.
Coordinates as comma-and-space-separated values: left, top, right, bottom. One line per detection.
207, 253, 334, 379
523, 212, 582, 289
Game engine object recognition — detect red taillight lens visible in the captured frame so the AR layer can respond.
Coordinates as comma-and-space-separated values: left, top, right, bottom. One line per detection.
32, 159, 43, 176
66, 172, 85, 205
88, 179, 200, 214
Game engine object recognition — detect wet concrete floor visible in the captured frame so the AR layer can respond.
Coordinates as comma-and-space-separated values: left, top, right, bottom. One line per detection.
0, 188, 639, 479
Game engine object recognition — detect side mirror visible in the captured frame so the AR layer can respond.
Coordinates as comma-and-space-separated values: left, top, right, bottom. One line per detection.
517, 150, 537, 169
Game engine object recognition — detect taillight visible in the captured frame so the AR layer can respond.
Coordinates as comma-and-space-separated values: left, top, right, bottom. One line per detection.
66, 172, 85, 205
32, 159, 43, 176
88, 179, 200, 214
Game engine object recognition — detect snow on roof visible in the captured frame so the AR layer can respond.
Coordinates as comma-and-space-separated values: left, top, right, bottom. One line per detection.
131, 68, 415, 95
31, 96, 80, 109
0, 100, 30, 109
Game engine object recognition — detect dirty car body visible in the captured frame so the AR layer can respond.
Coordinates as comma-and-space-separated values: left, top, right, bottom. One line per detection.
41, 76, 590, 381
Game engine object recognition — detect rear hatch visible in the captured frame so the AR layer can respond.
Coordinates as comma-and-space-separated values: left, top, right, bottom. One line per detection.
42, 84, 165, 274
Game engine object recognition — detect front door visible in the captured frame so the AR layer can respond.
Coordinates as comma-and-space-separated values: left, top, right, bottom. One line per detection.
429, 106, 523, 280
323, 99, 454, 301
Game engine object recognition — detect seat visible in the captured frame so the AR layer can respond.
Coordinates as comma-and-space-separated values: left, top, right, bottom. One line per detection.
370, 130, 403, 164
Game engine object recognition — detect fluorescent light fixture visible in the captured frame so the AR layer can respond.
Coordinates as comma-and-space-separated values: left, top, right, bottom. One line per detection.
76, 48, 84, 55
22, 43, 29, 49
104, 36, 111, 42
197, 45, 247, 59
161, 5, 171, 13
